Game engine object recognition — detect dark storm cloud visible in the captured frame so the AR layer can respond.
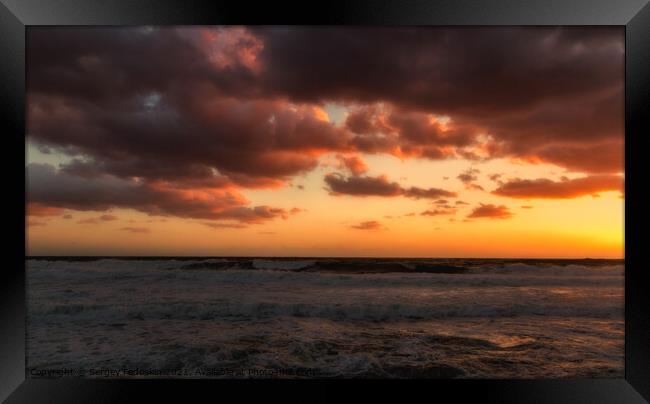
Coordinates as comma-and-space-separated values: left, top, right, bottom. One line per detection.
28, 28, 354, 190
28, 90, 350, 187
252, 27, 622, 114
26, 26, 624, 218
28, 27, 624, 173
324, 173, 456, 199
252, 27, 623, 172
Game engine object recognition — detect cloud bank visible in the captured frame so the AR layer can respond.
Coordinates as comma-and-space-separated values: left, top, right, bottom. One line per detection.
26, 27, 623, 222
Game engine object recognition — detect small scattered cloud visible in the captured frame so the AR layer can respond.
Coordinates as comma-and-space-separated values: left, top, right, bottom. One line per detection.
421, 208, 456, 216
120, 226, 151, 233
457, 168, 480, 184
325, 173, 401, 197
349, 220, 386, 231
492, 175, 623, 199
488, 173, 503, 184
203, 222, 248, 229
467, 203, 513, 219
325, 173, 456, 199
77, 214, 118, 224
457, 168, 484, 191
402, 186, 457, 199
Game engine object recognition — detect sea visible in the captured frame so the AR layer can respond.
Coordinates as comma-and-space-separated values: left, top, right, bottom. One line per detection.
26, 257, 624, 378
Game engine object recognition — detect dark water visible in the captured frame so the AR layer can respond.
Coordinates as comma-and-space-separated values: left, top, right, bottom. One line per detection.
27, 257, 624, 378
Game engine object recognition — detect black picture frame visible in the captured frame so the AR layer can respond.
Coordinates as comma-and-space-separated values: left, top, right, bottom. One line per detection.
2, 0, 649, 402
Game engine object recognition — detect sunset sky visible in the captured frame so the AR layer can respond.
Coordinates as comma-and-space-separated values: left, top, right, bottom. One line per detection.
25, 27, 624, 258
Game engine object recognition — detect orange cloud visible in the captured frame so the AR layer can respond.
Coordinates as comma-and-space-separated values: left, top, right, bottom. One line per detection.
27, 202, 64, 217
337, 154, 368, 175
492, 175, 623, 199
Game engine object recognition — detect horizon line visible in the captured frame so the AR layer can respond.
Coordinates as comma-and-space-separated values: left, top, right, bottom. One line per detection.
25, 255, 625, 260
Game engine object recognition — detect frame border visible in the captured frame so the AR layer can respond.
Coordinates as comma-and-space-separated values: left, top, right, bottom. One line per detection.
2, 1, 649, 402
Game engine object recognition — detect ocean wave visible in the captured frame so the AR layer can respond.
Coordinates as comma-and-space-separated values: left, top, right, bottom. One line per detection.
32, 299, 622, 322
27, 257, 624, 276
26, 258, 624, 379
27, 263, 623, 291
